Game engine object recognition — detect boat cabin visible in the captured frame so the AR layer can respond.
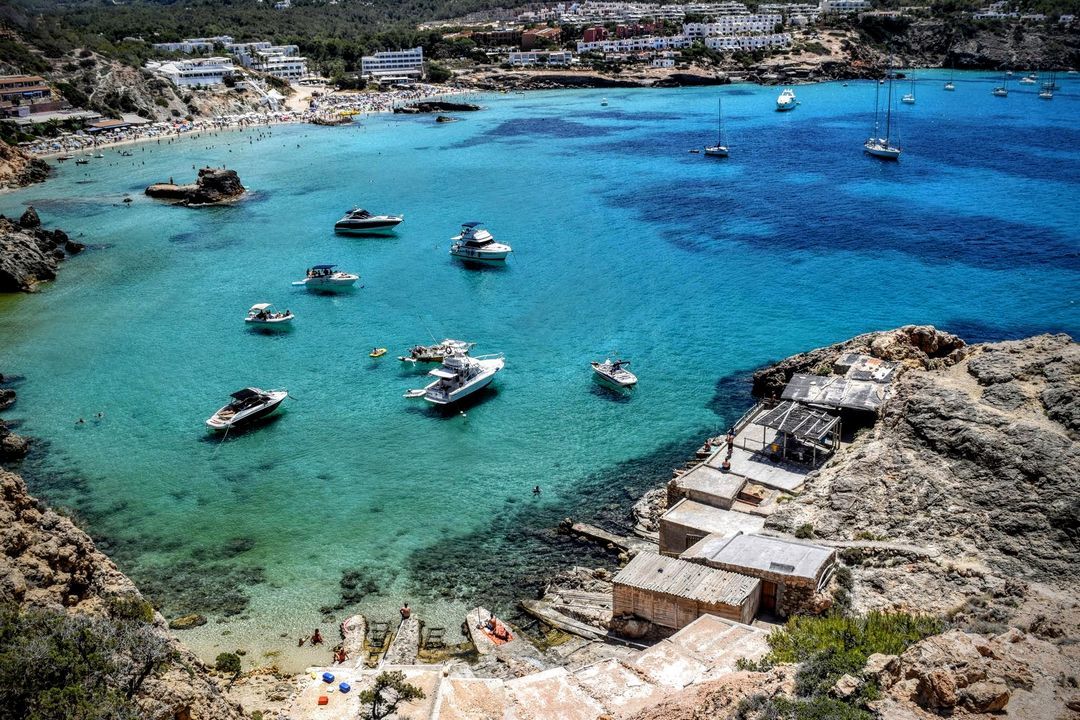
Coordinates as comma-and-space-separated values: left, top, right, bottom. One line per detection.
307, 264, 337, 278
457, 221, 494, 245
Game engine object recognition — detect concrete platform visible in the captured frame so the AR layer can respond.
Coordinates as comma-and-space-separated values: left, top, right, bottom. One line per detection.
670, 463, 745, 510
715, 444, 809, 492
433, 677, 508, 720
572, 658, 665, 716
630, 641, 707, 690
504, 667, 607, 720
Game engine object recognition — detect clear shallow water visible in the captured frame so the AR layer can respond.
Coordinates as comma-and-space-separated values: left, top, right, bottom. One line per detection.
1, 72, 1078, 668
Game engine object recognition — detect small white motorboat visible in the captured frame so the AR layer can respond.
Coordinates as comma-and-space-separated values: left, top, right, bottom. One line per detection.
591, 358, 637, 387
601, 98, 608, 106
1019, 74, 1037, 85
405, 351, 504, 405
776, 88, 797, 111
245, 303, 294, 327
206, 387, 287, 430
292, 265, 359, 290
450, 222, 512, 263
334, 207, 403, 235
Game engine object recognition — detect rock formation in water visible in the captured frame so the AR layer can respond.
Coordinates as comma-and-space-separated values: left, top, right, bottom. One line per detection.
0, 469, 245, 720
0, 140, 49, 190
393, 100, 481, 114
145, 167, 246, 206
0, 207, 84, 292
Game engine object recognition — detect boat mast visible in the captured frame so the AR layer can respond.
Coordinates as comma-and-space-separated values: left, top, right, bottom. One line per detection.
873, 76, 881, 138
884, 67, 894, 143
717, 97, 724, 146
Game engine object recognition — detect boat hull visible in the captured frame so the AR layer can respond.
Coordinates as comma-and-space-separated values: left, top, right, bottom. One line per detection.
334, 219, 402, 235
300, 276, 358, 290
864, 144, 901, 160
704, 146, 729, 157
450, 247, 510, 262
776, 103, 795, 111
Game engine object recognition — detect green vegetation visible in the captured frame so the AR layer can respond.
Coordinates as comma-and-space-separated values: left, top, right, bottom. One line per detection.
214, 652, 242, 675
426, 60, 453, 83
794, 523, 815, 539
0, 601, 174, 720
734, 611, 944, 720
360, 670, 426, 720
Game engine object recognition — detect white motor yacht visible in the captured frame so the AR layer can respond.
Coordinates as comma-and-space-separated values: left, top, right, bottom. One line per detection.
245, 303, 294, 327
206, 387, 287, 430
450, 222, 512, 263
591, 358, 637, 388
334, 208, 404, 235
292, 265, 359, 289
405, 351, 504, 405
776, 88, 797, 111
1019, 73, 1037, 85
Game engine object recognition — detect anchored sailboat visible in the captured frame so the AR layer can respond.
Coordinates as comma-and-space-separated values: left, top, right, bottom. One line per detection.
704, 97, 729, 157
901, 74, 916, 104
865, 69, 901, 160
992, 70, 1009, 97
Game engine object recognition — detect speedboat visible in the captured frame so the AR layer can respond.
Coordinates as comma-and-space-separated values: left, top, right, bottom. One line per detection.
206, 387, 287, 430
901, 93, 915, 104
601, 98, 608, 106
1019, 74, 1037, 85
864, 137, 901, 160
404, 351, 504, 405
334, 207, 403, 235
450, 222, 512, 263
292, 265, 359, 290
776, 88, 797, 111
245, 303, 294, 327
943, 81, 955, 91
591, 358, 637, 388
399, 338, 475, 363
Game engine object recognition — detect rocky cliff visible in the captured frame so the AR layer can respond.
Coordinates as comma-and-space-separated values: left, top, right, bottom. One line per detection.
0, 468, 245, 720
0, 207, 84, 292
0, 140, 50, 190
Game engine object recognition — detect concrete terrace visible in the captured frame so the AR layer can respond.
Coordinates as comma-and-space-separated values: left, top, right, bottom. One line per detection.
283, 614, 770, 720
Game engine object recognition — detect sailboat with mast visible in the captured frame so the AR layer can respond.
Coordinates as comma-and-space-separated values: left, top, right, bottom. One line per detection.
992, 69, 1009, 97
901, 73, 916, 104
865, 68, 901, 160
944, 46, 956, 91
704, 97, 729, 157
1039, 71, 1055, 99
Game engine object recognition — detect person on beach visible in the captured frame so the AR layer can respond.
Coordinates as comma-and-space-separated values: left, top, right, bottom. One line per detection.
334, 647, 347, 664
297, 635, 306, 647
400, 603, 411, 621
311, 628, 323, 645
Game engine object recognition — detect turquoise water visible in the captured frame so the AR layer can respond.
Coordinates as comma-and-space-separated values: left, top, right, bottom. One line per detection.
1, 71, 1077, 666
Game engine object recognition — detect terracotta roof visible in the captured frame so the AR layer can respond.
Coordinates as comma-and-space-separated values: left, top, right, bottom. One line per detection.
0, 75, 46, 84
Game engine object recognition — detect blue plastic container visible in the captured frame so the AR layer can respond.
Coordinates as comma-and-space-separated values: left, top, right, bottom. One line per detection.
322, 672, 335, 683
339, 682, 351, 693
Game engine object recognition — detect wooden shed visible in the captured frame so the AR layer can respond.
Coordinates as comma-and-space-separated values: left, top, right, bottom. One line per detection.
612, 552, 760, 629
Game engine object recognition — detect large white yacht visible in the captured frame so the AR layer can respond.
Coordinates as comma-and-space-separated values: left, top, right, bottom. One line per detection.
334, 208, 403, 235
775, 88, 797, 111
292, 265, 359, 290
449, 222, 512, 263
206, 387, 287, 430
405, 351, 504, 405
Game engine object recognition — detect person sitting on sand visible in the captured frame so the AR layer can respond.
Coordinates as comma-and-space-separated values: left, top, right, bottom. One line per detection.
334, 647, 347, 664
297, 635, 306, 647
311, 628, 323, 645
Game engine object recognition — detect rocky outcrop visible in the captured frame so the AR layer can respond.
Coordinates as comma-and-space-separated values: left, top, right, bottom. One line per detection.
751, 325, 968, 399
0, 469, 245, 719
145, 167, 246, 206
394, 100, 482, 113
0, 139, 49, 189
0, 207, 84, 292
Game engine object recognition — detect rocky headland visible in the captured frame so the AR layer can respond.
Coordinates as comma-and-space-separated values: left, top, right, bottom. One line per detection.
0, 468, 244, 719
0, 206, 84, 292
145, 167, 246, 206
393, 100, 482, 113
0, 140, 50, 190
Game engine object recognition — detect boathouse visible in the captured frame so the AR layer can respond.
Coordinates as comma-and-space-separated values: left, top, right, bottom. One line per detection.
681, 532, 836, 617
659, 499, 765, 556
612, 552, 760, 628
668, 462, 745, 510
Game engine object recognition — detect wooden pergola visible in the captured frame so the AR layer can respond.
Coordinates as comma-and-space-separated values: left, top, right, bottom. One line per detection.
755, 401, 841, 465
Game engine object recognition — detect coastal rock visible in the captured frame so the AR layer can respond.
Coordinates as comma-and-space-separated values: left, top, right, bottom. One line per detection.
169, 613, 208, 630
0, 211, 80, 292
0, 388, 15, 411
0, 139, 49, 190
0, 422, 30, 461
394, 100, 481, 114
145, 167, 246, 206
0, 469, 244, 719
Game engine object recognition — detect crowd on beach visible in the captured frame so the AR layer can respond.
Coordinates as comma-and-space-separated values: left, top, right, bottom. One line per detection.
17, 84, 477, 159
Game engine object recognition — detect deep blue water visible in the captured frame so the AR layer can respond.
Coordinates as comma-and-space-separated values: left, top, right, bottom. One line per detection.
1, 72, 1077, 666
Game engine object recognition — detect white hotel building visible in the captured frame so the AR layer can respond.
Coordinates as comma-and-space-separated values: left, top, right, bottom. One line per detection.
704, 33, 792, 50
360, 48, 425, 78
577, 34, 694, 53
683, 15, 783, 36
508, 51, 575, 66
820, 0, 871, 12
146, 57, 237, 86
151, 36, 235, 54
